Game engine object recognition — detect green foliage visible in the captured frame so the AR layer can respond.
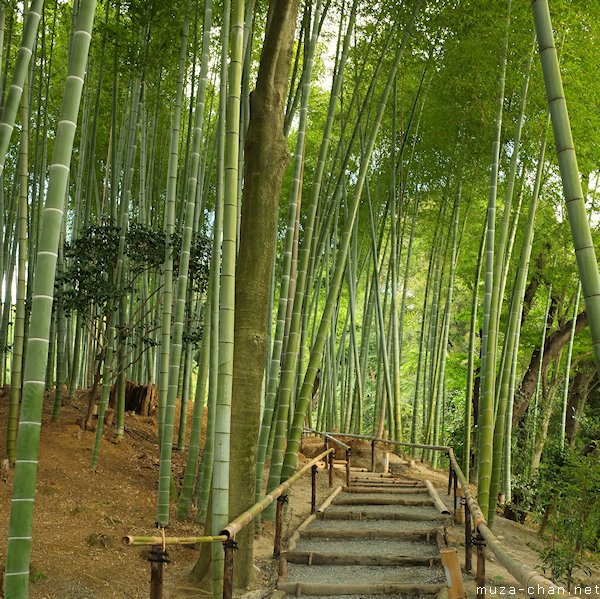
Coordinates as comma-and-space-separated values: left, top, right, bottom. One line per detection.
536, 446, 600, 589
57, 223, 211, 316
59, 224, 121, 315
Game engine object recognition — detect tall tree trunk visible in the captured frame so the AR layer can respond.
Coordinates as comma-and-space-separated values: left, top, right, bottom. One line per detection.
513, 310, 587, 425
228, 0, 299, 587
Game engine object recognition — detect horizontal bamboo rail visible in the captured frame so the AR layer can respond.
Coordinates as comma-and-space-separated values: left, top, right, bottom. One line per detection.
425, 479, 451, 515
126, 446, 337, 599
123, 534, 227, 546
318, 430, 578, 599
221, 447, 334, 539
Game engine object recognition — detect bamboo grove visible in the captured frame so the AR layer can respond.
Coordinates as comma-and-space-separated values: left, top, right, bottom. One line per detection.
0, 0, 599, 596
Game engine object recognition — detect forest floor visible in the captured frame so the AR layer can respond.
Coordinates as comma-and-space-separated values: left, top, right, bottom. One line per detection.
0, 389, 598, 598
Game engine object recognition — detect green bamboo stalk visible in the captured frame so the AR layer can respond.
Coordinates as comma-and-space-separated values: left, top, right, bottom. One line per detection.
389, 81, 402, 442
4, 1, 96, 594
432, 185, 461, 468
488, 129, 547, 523
157, 0, 211, 525
477, 0, 511, 520
157, 5, 191, 448
195, 2, 230, 530
503, 123, 548, 502
532, 0, 600, 374
0, 0, 42, 177
7, 81, 29, 462
560, 283, 581, 449
365, 177, 394, 439
211, 0, 245, 590
177, 295, 211, 520
282, 1, 421, 481
529, 271, 554, 472
463, 219, 486, 480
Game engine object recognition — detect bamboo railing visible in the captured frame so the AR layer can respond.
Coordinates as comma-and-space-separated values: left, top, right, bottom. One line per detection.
315, 430, 577, 599
127, 427, 577, 599
124, 447, 335, 599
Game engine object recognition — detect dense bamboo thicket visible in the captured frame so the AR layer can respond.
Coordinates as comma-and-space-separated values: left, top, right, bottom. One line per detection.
1, 0, 600, 596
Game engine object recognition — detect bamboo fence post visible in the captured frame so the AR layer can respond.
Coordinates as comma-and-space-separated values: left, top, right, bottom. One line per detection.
323, 436, 332, 486
456, 486, 465, 524
345, 448, 351, 487
149, 545, 168, 599
475, 533, 486, 595
274, 494, 288, 558
311, 464, 317, 513
464, 501, 472, 572
328, 449, 334, 487
223, 538, 237, 599
371, 439, 376, 471
440, 548, 467, 599
447, 464, 453, 495
453, 469, 458, 515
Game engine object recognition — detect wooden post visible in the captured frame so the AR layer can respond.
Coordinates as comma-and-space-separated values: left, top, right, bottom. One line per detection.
475, 533, 486, 596
447, 465, 453, 495
223, 538, 237, 599
464, 501, 472, 572
311, 464, 317, 513
455, 486, 465, 524
453, 469, 458, 515
345, 448, 351, 487
149, 545, 168, 599
328, 450, 334, 487
371, 439, 376, 472
273, 495, 288, 558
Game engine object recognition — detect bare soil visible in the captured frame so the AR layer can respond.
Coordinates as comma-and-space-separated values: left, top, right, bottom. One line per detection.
0, 390, 339, 598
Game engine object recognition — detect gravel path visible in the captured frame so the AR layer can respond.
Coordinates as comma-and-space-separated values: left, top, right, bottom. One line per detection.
285, 564, 446, 585
292, 596, 439, 599
293, 537, 439, 557
310, 518, 442, 532
278, 473, 451, 597
325, 503, 442, 518
334, 492, 434, 503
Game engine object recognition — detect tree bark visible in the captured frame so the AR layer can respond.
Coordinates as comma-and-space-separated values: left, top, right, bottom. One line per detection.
512, 311, 587, 426
229, 0, 299, 588
566, 366, 595, 448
